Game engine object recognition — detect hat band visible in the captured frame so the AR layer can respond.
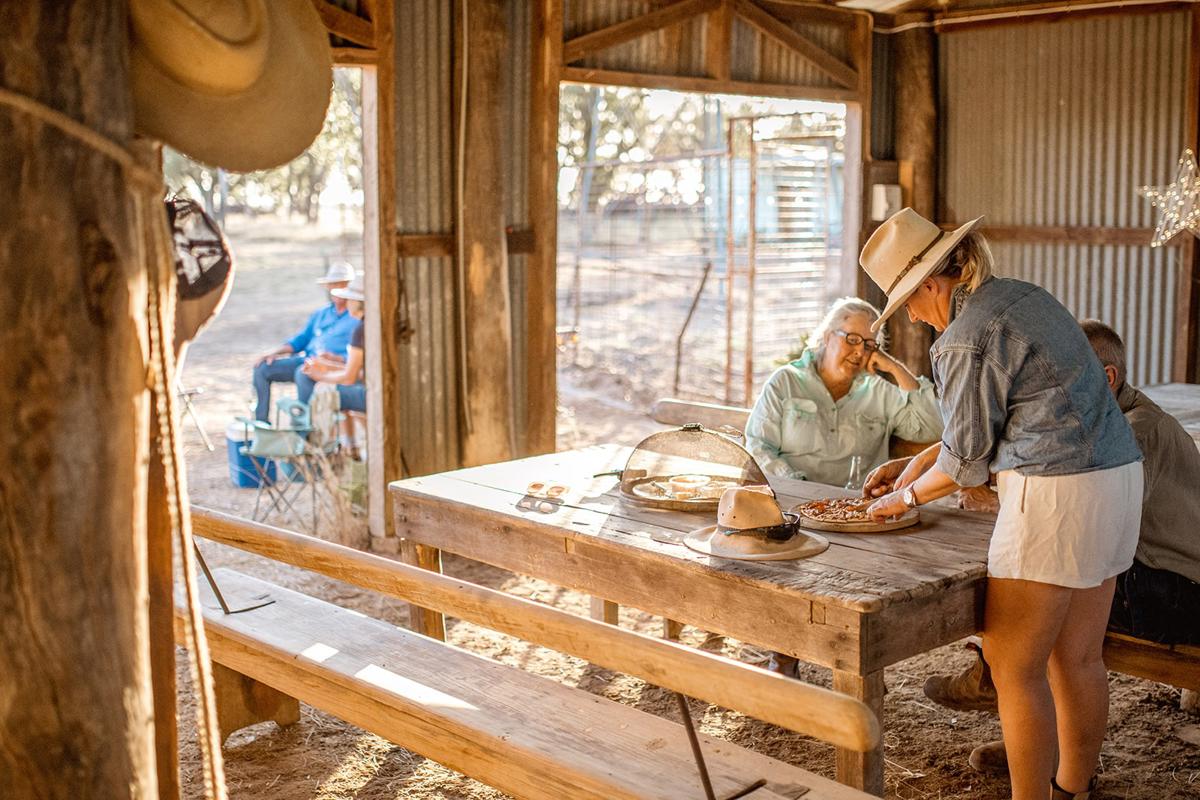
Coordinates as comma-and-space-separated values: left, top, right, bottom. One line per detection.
717, 512, 799, 542
885, 230, 946, 295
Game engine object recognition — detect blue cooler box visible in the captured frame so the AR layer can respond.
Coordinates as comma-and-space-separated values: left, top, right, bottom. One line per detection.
226, 422, 276, 488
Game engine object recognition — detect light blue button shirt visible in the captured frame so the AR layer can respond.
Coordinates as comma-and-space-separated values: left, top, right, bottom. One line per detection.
745, 350, 944, 486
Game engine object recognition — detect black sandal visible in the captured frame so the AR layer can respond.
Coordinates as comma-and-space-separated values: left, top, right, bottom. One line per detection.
1051, 775, 1097, 799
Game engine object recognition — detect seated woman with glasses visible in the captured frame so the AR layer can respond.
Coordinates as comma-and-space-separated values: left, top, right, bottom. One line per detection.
744, 296, 943, 487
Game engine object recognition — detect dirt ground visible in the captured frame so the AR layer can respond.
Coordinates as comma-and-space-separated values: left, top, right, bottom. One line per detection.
177, 216, 1199, 800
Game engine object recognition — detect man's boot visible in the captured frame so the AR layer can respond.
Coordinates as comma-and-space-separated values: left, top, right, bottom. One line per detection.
1051, 776, 1097, 799
967, 740, 1007, 775
766, 651, 799, 679
923, 637, 998, 712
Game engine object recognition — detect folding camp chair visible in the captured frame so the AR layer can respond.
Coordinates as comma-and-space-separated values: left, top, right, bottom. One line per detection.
176, 381, 215, 451
242, 425, 318, 533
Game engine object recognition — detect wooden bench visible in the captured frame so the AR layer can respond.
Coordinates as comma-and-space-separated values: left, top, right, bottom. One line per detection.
183, 509, 879, 800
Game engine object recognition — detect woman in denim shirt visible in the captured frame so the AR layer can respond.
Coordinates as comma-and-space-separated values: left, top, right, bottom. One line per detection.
744, 297, 943, 488
860, 209, 1142, 800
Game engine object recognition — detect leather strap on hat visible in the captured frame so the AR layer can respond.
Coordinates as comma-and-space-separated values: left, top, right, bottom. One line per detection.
886, 229, 946, 294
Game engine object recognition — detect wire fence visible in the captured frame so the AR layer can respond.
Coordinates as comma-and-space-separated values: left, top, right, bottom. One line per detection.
557, 114, 843, 409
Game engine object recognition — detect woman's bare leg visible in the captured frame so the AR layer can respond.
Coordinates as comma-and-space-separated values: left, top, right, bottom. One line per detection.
982, 577, 1073, 800
1047, 577, 1117, 793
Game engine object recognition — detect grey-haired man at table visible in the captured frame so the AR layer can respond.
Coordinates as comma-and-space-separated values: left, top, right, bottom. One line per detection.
923, 319, 1200, 774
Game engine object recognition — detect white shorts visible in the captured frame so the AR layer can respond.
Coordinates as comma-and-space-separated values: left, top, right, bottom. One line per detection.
988, 461, 1143, 588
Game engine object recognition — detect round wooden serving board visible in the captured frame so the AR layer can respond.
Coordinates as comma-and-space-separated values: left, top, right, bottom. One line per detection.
790, 506, 920, 534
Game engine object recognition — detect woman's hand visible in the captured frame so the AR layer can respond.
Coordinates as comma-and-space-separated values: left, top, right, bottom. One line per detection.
957, 485, 1000, 513
862, 457, 912, 498
867, 351, 920, 391
867, 490, 909, 521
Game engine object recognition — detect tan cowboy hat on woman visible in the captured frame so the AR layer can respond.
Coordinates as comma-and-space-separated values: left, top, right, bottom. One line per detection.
130, 0, 332, 172
860, 208, 984, 333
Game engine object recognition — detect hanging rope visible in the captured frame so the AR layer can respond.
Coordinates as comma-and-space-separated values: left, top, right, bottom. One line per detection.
0, 84, 227, 799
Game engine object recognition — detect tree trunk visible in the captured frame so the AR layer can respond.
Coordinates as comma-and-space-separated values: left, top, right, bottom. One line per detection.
459, 0, 515, 466
0, 4, 156, 798
892, 26, 938, 377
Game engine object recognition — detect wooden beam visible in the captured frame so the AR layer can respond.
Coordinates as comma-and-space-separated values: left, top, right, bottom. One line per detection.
525, 0, 564, 456
191, 507, 881, 752
311, 0, 376, 48
890, 23, 937, 377
1174, 5, 1200, 382
0, 4, 156, 795
332, 46, 379, 66
940, 224, 1165, 247
362, 0, 400, 550
561, 65, 859, 103
757, 0, 859, 28
704, 1, 734, 81
935, 0, 1191, 33
563, 0, 721, 64
396, 229, 536, 258
459, 0, 516, 467
732, 0, 858, 89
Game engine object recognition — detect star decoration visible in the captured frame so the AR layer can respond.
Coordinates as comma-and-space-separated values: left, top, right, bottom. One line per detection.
1140, 148, 1200, 247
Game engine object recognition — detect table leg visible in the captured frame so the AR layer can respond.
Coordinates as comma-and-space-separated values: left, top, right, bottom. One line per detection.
662, 618, 684, 640
589, 597, 619, 625
833, 669, 885, 796
398, 540, 446, 640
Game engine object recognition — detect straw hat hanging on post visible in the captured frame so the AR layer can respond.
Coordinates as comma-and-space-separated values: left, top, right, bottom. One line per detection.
129, 0, 333, 172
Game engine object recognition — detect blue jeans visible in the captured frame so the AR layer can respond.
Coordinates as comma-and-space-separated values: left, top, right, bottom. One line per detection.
252, 356, 306, 422
336, 382, 366, 412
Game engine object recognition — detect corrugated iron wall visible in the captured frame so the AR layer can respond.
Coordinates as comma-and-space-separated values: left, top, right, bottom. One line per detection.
395, 1, 458, 474
939, 11, 1191, 386
393, 0, 533, 474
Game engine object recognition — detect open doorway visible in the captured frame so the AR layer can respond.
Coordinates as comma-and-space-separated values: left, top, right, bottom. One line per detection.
555, 84, 849, 448
172, 67, 368, 544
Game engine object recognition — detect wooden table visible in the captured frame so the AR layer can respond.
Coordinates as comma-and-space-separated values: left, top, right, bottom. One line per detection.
390, 445, 996, 796
1142, 383, 1200, 449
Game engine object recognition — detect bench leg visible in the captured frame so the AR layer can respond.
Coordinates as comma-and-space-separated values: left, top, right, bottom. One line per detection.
663, 618, 684, 640
589, 597, 619, 625
398, 541, 446, 640
1183, 688, 1199, 713
212, 662, 300, 743
833, 669, 885, 796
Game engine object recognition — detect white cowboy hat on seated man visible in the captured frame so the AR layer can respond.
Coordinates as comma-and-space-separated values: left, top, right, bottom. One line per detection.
129, 0, 332, 172
860, 208, 985, 334
317, 262, 356, 286
684, 486, 829, 562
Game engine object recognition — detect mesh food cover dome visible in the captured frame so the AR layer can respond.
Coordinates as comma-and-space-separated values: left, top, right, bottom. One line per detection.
618, 424, 769, 511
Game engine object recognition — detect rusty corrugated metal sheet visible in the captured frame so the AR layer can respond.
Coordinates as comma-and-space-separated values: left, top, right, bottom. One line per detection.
939, 11, 1190, 385
395, 0, 459, 474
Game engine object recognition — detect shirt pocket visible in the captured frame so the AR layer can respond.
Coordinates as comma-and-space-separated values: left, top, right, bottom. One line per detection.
780, 398, 824, 455
857, 413, 889, 447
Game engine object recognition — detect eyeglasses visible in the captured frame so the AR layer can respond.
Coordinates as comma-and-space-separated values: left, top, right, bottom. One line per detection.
832, 330, 879, 352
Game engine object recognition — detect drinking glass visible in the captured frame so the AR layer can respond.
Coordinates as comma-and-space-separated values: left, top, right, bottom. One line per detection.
844, 455, 865, 491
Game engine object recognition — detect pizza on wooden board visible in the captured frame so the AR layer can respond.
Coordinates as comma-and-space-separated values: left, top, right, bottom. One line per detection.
793, 497, 875, 524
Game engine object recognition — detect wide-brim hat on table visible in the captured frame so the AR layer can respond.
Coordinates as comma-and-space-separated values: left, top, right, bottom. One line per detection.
317, 262, 356, 285
130, 0, 333, 173
684, 486, 829, 562
860, 208, 985, 333
331, 275, 365, 302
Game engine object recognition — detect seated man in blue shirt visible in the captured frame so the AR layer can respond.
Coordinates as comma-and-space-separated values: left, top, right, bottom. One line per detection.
251, 262, 360, 422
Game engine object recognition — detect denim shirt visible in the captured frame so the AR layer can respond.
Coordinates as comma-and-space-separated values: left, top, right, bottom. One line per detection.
745, 350, 944, 486
930, 277, 1141, 487
286, 303, 359, 358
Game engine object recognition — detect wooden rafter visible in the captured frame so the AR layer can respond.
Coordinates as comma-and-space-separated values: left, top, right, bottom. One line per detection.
732, 0, 858, 88
332, 46, 379, 65
563, 0, 721, 64
311, 0, 375, 48
561, 64, 858, 103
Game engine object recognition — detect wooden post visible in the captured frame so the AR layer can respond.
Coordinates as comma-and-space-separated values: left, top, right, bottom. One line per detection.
0, 4, 157, 797
891, 23, 937, 377
459, 0, 515, 467
1173, 6, 1200, 383
525, 0, 563, 456
363, 0, 402, 550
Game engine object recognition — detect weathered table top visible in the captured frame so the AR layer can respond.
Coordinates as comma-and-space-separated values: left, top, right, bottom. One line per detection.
389, 444, 996, 672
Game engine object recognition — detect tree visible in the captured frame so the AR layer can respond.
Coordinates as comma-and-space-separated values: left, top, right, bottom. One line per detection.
163, 68, 363, 221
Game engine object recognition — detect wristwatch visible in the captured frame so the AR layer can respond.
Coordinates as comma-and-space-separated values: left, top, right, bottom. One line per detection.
902, 485, 920, 509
